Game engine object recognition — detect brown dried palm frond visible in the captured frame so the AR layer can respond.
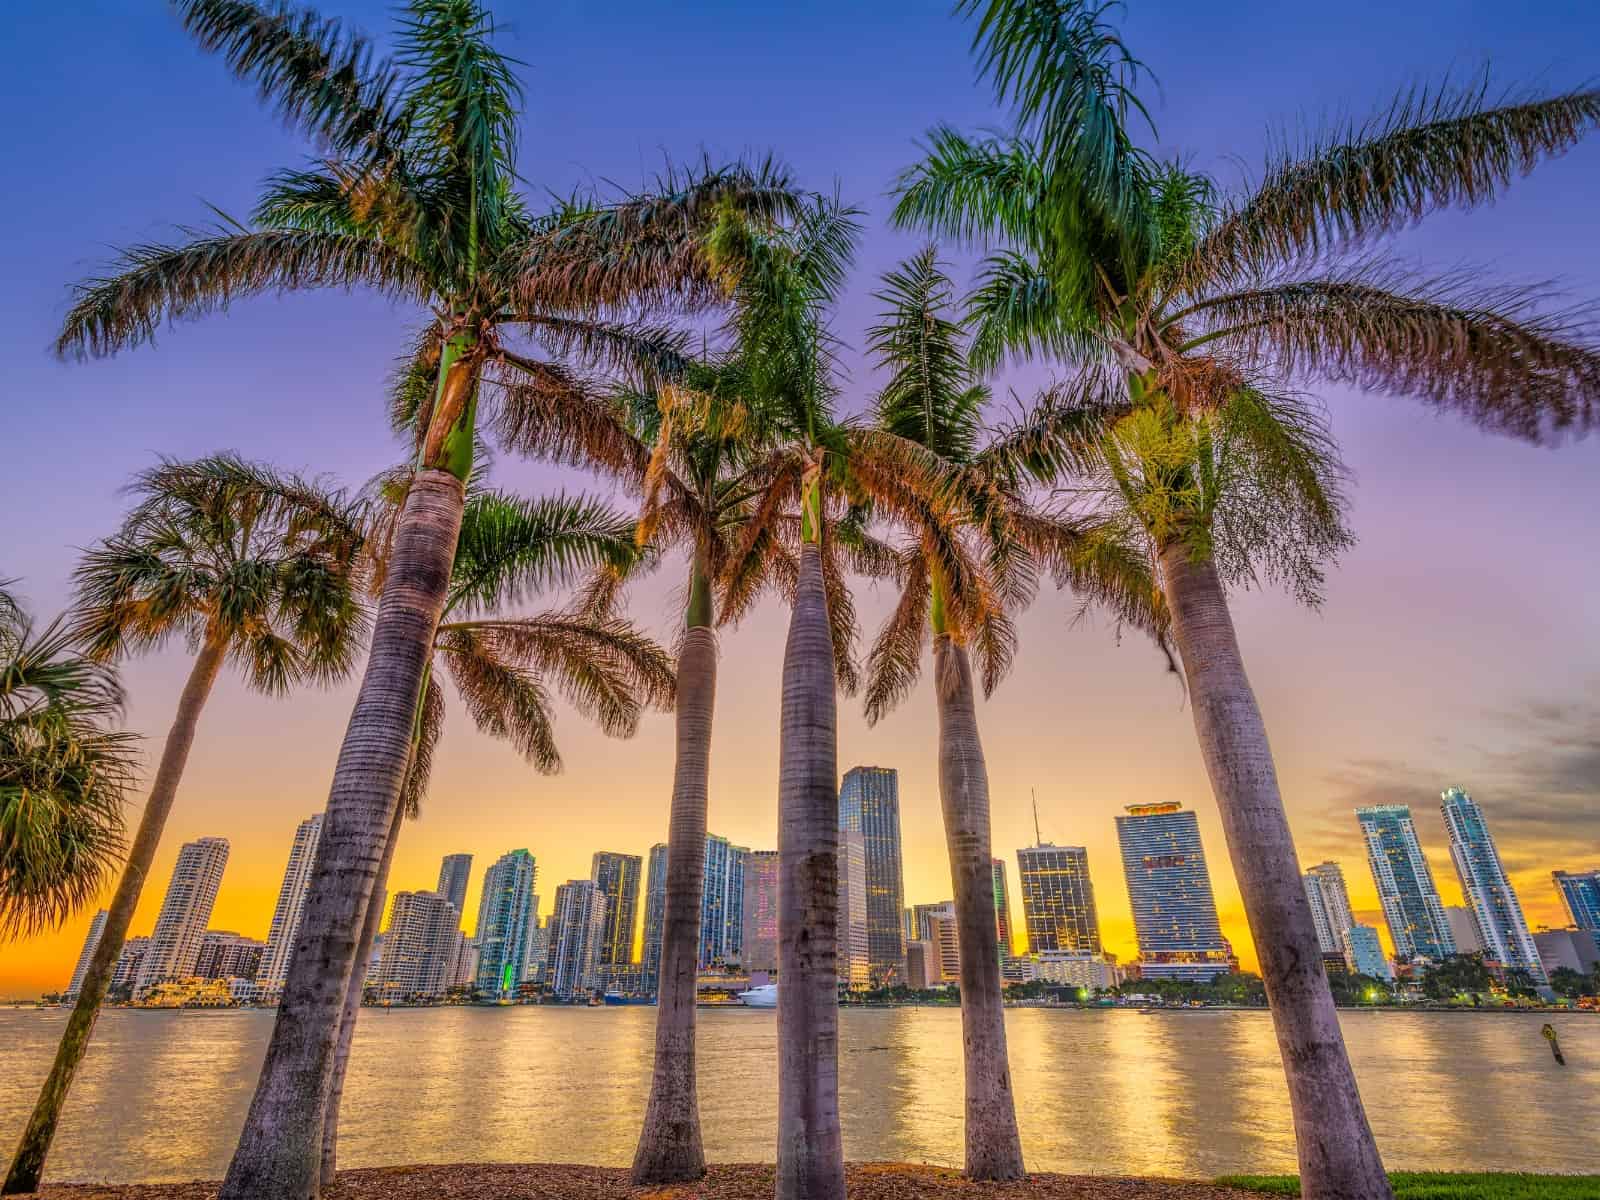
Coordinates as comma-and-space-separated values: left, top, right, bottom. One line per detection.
436, 625, 561, 773
58, 229, 434, 359
1177, 265, 1600, 442
1185, 80, 1600, 290
975, 367, 1129, 487
398, 674, 446, 817
490, 360, 655, 488
716, 453, 804, 626
1008, 504, 1163, 636
521, 314, 691, 386
388, 324, 445, 454
862, 550, 931, 726
817, 525, 862, 696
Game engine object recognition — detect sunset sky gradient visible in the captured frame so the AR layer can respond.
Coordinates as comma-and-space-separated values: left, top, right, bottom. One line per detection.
4, 0, 1599, 997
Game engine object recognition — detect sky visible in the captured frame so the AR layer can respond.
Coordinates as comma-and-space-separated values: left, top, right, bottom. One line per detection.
4, 0, 1600, 998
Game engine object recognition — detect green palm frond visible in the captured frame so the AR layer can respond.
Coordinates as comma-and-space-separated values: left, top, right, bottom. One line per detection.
58, 228, 434, 358
1190, 80, 1600, 288
966, 249, 1098, 373
976, 368, 1128, 486
891, 127, 1044, 250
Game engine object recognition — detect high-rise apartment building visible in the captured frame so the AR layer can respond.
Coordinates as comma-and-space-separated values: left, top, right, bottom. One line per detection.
258, 814, 324, 999
548, 879, 608, 999
1445, 905, 1484, 955
905, 940, 939, 989
474, 849, 538, 998
642, 842, 668, 996
135, 837, 229, 996
66, 909, 109, 998
1302, 861, 1357, 962
1016, 844, 1101, 954
591, 851, 642, 966
839, 766, 906, 985
700, 835, 748, 968
110, 936, 150, 996
1344, 924, 1393, 981
991, 859, 1013, 960
1115, 804, 1230, 981
1440, 787, 1545, 983
910, 901, 960, 981
1356, 804, 1454, 961
436, 853, 472, 920
193, 931, 263, 981
741, 849, 781, 975
373, 890, 458, 999
837, 830, 870, 988
1554, 869, 1600, 934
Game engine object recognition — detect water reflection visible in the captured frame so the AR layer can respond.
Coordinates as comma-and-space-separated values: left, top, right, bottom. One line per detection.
1, 1008, 1594, 1184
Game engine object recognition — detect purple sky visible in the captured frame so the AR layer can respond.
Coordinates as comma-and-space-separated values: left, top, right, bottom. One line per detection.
4, 0, 1599, 994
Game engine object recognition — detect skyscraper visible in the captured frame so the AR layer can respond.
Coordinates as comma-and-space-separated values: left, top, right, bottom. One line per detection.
591, 851, 642, 966
548, 879, 608, 999
258, 814, 324, 999
1302, 861, 1357, 962
839, 765, 906, 985
642, 842, 668, 996
837, 830, 869, 988
1356, 804, 1455, 961
373, 891, 458, 1000
1445, 905, 1484, 955
110, 936, 150, 996
1015, 844, 1102, 953
66, 909, 109, 998
742, 849, 780, 975
700, 835, 748, 968
436, 853, 473, 920
1344, 924, 1393, 981
474, 849, 538, 998
193, 931, 263, 981
991, 859, 1013, 960
1441, 787, 1545, 983
135, 837, 229, 996
1115, 804, 1230, 981
1554, 869, 1600, 934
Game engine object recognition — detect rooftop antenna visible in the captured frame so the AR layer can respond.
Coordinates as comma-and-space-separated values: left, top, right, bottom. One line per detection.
1032, 788, 1043, 847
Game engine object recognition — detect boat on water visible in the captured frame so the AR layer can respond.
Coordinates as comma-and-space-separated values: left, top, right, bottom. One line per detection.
737, 983, 777, 1009
602, 992, 652, 1006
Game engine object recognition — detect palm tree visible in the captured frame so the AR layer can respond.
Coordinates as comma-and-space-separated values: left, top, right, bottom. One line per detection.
0, 584, 136, 940
4, 456, 366, 1196
318, 484, 673, 1186
897, 4, 1600, 1196
54, 5, 806, 1195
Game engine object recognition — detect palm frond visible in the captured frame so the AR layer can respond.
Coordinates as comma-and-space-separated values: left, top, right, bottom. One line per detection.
863, 549, 930, 726
976, 368, 1129, 486
966, 249, 1100, 373
438, 625, 560, 773
399, 673, 446, 817
891, 127, 1044, 250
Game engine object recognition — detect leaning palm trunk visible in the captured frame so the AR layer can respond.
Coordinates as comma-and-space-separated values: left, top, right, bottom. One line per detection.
932, 634, 1025, 1180
631, 616, 716, 1183
319, 798, 406, 1190
775, 539, 845, 1200
221, 469, 466, 1200
4, 637, 226, 1196
1159, 543, 1392, 1200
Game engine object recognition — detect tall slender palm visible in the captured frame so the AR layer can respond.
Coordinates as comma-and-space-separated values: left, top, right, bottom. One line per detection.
899, 4, 1600, 1196
4, 456, 366, 1196
318, 485, 673, 1186
0, 584, 137, 940
55, 5, 805, 1195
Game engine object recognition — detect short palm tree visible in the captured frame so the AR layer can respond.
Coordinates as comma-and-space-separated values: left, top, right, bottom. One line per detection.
5, 456, 366, 1197
54, 4, 806, 1195
0, 584, 136, 940
898, 3, 1600, 1196
318, 484, 673, 1187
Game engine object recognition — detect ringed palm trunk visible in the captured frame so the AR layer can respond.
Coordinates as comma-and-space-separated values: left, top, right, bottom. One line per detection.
1159, 542, 1393, 1200
631, 561, 716, 1183
319, 797, 406, 1191
931, 630, 1025, 1181
775, 516, 845, 1200
219, 467, 466, 1200
4, 635, 227, 1196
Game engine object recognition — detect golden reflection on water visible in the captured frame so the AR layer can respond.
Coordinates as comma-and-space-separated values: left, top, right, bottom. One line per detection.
2, 1008, 1596, 1184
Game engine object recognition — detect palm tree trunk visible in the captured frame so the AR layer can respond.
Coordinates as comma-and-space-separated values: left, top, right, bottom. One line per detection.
318, 798, 405, 1191
1158, 543, 1393, 1200
220, 469, 465, 1200
630, 562, 716, 1183
775, 538, 844, 1200
931, 633, 1025, 1181
4, 635, 227, 1196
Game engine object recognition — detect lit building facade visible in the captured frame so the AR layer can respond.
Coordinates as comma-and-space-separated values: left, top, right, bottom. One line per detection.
1302, 861, 1356, 962
911, 901, 960, 981
548, 879, 608, 999
66, 909, 109, 998
642, 842, 668, 996
258, 814, 324, 1000
474, 849, 538, 998
135, 836, 229, 996
110, 937, 150, 995
373, 891, 457, 999
991, 858, 1013, 960
436, 853, 472, 920
1554, 869, 1600, 934
1440, 787, 1545, 983
1115, 804, 1230, 981
1016, 844, 1101, 953
700, 835, 748, 968
591, 851, 642, 966
839, 766, 906, 985
193, 931, 263, 981
1356, 804, 1454, 961
837, 830, 870, 989
741, 849, 780, 975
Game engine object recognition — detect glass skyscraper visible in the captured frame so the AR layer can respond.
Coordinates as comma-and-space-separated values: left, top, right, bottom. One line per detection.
1015, 844, 1101, 953
1441, 787, 1545, 983
991, 858, 1012, 960
700, 834, 748, 968
436, 853, 472, 920
474, 849, 537, 998
839, 765, 906, 985
1554, 869, 1600, 934
741, 849, 781, 974
1356, 804, 1455, 961
1114, 803, 1230, 981
548, 879, 608, 999
591, 851, 642, 966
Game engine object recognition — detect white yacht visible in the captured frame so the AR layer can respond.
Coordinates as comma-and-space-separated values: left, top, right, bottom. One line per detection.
737, 983, 777, 1009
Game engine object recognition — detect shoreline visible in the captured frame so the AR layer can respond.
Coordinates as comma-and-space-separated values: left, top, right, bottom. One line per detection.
3, 1001, 1593, 1015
